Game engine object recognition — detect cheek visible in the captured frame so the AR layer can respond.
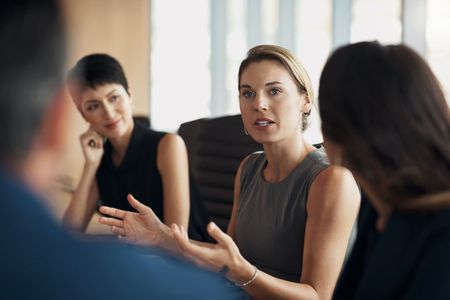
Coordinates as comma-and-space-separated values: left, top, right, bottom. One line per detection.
82, 112, 99, 125
122, 99, 133, 114
124, 104, 134, 119
240, 113, 251, 129
278, 104, 300, 126
239, 99, 246, 112
239, 101, 250, 119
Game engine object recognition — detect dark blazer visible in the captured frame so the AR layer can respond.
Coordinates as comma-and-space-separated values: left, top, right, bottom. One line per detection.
334, 199, 450, 300
0, 170, 234, 300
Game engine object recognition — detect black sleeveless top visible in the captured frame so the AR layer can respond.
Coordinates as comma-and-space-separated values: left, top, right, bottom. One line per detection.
96, 122, 165, 220
96, 121, 209, 241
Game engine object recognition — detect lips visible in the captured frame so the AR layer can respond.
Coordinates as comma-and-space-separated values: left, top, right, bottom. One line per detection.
254, 118, 275, 127
105, 119, 121, 129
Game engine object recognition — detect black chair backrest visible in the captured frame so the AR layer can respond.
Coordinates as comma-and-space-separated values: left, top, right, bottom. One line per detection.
178, 114, 262, 231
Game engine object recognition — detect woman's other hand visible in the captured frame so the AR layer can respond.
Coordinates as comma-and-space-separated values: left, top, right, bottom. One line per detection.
171, 222, 255, 285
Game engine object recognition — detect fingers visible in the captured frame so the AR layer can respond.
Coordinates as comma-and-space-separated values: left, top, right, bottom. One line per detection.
172, 224, 191, 251
80, 129, 104, 149
128, 194, 152, 215
99, 206, 127, 219
172, 224, 210, 256
98, 216, 126, 236
171, 224, 223, 272
118, 234, 135, 245
98, 216, 124, 228
172, 224, 187, 241
181, 225, 189, 241
172, 224, 203, 263
111, 225, 126, 236
207, 222, 232, 245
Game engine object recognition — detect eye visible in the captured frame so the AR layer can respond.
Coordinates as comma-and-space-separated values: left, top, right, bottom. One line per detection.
86, 103, 99, 111
110, 94, 120, 102
241, 90, 255, 98
269, 88, 281, 96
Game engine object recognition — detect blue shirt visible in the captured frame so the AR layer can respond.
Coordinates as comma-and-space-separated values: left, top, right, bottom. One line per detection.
0, 169, 235, 300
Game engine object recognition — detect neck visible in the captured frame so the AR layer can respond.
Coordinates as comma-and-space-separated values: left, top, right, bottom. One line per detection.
375, 206, 393, 232
109, 121, 134, 166
262, 134, 314, 182
358, 179, 393, 233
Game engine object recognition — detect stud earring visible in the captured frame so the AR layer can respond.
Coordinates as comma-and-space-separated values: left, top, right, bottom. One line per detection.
242, 122, 249, 135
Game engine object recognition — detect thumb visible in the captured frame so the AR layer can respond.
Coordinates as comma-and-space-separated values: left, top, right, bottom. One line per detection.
207, 222, 231, 245
128, 194, 151, 214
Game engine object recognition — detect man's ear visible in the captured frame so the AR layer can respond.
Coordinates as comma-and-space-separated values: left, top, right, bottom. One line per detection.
37, 87, 71, 152
22, 87, 72, 194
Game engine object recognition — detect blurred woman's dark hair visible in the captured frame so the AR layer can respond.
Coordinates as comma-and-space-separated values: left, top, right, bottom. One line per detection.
319, 41, 450, 211
67, 53, 130, 96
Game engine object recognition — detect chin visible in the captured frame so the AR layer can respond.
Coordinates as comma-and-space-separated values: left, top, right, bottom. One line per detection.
106, 130, 126, 140
250, 135, 277, 145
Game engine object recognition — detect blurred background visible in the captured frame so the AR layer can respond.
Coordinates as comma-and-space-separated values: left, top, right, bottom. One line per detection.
55, 0, 450, 230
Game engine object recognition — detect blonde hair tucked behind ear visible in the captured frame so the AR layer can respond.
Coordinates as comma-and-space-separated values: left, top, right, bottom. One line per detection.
238, 45, 314, 131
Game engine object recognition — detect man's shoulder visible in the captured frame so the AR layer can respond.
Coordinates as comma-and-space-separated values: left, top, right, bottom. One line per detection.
0, 174, 235, 300
70, 242, 236, 300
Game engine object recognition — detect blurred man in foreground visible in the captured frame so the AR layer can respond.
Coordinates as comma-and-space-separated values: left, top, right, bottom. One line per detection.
0, 1, 233, 299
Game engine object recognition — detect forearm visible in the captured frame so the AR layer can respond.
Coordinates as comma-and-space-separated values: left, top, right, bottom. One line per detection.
241, 271, 321, 300
163, 197, 189, 229
62, 163, 98, 231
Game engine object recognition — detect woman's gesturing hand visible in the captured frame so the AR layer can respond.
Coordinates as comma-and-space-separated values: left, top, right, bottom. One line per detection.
98, 194, 166, 247
171, 222, 255, 285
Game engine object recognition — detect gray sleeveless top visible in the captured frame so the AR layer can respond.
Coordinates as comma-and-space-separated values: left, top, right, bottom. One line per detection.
235, 147, 329, 282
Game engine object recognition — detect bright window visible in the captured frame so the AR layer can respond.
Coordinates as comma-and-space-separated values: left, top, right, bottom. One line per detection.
151, 0, 447, 135
296, 0, 332, 143
150, 0, 210, 132
351, 0, 402, 44
427, 0, 450, 104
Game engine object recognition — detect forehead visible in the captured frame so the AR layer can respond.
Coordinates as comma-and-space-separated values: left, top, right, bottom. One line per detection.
79, 83, 125, 103
240, 60, 293, 86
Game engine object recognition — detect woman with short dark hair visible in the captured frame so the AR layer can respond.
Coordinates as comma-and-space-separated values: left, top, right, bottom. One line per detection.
63, 54, 195, 241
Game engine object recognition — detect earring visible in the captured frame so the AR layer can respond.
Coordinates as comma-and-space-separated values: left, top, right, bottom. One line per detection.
299, 110, 311, 130
242, 122, 249, 135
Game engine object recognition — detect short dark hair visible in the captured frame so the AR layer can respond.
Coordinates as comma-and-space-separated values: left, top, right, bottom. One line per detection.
0, 0, 65, 164
67, 54, 130, 95
319, 41, 450, 210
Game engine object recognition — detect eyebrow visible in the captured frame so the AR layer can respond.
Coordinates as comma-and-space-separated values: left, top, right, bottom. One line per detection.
106, 89, 118, 96
85, 89, 119, 104
265, 81, 283, 86
239, 81, 284, 90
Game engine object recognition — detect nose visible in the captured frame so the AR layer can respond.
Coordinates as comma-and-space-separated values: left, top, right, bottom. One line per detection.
254, 94, 268, 111
103, 102, 115, 119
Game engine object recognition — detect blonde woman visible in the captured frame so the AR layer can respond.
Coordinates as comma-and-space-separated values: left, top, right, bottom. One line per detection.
100, 45, 360, 300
